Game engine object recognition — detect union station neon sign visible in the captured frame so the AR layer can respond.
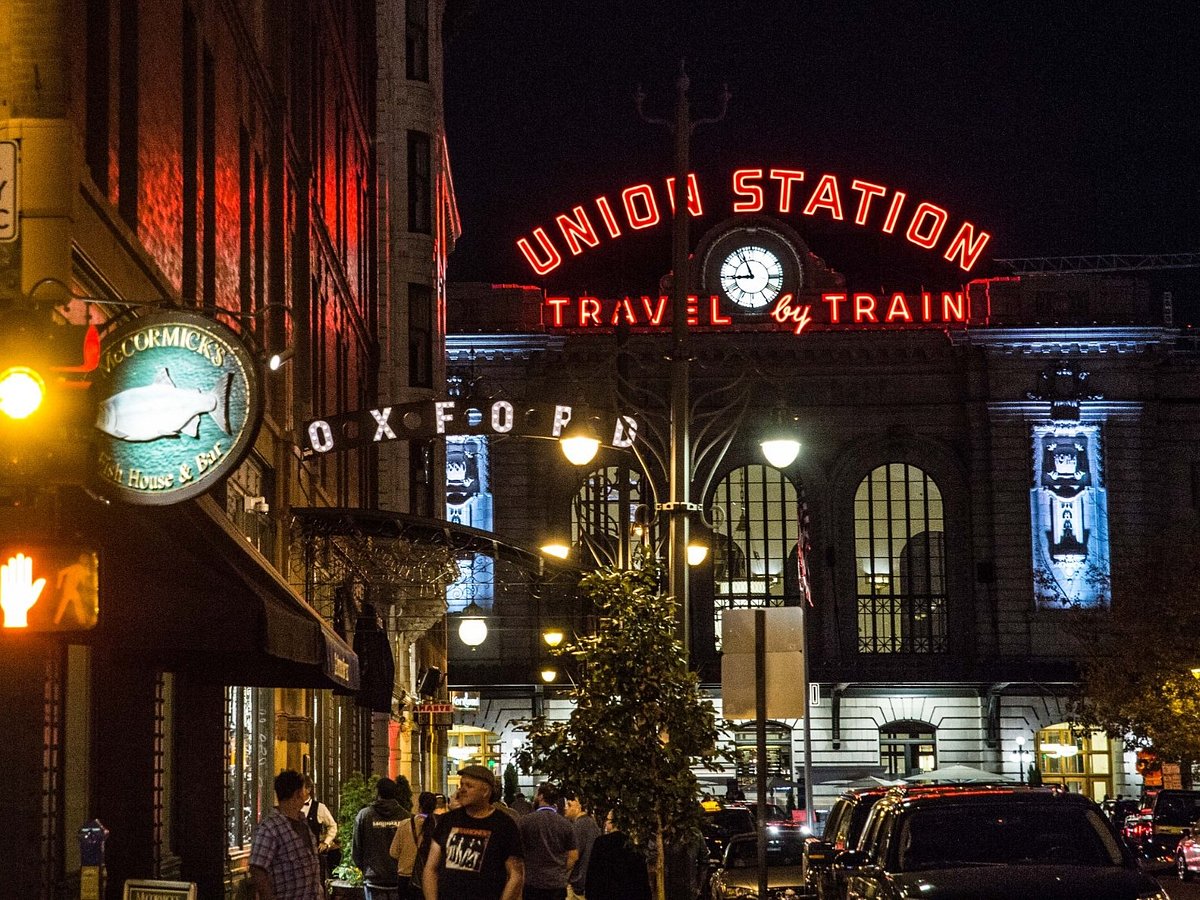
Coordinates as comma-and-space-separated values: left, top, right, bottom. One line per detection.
544, 289, 982, 334
518, 169, 992, 276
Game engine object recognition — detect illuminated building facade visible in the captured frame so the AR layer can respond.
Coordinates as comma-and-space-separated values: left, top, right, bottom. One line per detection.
444, 215, 1193, 804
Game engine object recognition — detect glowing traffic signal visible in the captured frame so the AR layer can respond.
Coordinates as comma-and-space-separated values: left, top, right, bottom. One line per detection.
0, 366, 47, 419
0, 545, 99, 631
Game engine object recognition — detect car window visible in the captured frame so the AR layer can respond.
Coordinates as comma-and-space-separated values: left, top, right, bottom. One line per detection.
847, 794, 885, 845
894, 803, 1124, 871
822, 800, 848, 842
709, 809, 756, 833
1154, 792, 1200, 826
856, 802, 890, 855
726, 831, 807, 868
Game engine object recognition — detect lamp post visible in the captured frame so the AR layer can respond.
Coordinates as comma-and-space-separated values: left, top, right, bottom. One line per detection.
636, 64, 729, 653
1015, 735, 1033, 783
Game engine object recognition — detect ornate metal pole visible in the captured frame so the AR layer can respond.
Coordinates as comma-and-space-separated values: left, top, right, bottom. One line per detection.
637, 64, 728, 655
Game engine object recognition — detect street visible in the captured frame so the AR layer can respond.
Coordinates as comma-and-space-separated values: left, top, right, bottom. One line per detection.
1155, 873, 1200, 899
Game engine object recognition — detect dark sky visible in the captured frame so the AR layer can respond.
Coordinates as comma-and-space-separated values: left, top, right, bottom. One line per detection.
443, 1, 1200, 297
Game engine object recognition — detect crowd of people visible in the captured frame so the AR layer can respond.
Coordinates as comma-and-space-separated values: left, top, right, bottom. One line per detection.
246, 765, 652, 900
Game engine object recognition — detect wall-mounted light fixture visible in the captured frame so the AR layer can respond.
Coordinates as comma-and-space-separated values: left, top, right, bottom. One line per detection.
268, 347, 295, 371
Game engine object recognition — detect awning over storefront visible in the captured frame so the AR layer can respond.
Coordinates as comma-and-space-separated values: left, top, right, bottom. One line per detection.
70, 490, 359, 690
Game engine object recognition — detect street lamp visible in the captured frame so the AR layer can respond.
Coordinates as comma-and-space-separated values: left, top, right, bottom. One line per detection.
542, 627, 565, 648
559, 417, 601, 466
1015, 735, 1033, 783
457, 599, 488, 647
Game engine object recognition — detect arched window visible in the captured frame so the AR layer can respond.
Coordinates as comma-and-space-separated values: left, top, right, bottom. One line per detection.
880, 721, 937, 778
855, 464, 947, 654
571, 465, 649, 566
710, 464, 801, 646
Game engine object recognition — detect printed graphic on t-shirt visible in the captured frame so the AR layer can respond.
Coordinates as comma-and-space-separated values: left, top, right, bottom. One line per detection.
445, 826, 490, 873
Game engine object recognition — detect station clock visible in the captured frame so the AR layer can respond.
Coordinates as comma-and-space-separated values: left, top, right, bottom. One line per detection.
701, 225, 803, 313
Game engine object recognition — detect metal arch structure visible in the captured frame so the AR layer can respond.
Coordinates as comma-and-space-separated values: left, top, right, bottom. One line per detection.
994, 252, 1200, 275
290, 508, 584, 639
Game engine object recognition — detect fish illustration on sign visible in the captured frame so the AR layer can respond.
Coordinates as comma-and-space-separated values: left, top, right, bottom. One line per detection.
95, 368, 232, 442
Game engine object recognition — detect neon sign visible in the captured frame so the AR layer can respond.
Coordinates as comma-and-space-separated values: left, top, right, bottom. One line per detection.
518, 169, 992, 276
543, 289, 980, 334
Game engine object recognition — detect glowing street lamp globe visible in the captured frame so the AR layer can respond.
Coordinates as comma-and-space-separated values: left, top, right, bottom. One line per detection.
458, 600, 488, 647
760, 437, 801, 469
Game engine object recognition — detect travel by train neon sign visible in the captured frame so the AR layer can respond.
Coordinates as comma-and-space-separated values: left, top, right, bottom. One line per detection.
517, 168, 992, 277
543, 288, 982, 334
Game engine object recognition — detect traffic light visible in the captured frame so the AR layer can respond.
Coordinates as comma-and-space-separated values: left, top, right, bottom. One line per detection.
0, 544, 99, 631
0, 308, 99, 483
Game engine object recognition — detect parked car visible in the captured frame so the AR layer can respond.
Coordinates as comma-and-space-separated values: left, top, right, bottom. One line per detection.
1135, 789, 1200, 869
702, 806, 756, 863
835, 786, 1166, 899
803, 787, 890, 899
709, 828, 811, 899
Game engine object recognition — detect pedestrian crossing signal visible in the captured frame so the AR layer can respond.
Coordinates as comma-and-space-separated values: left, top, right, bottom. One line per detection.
0, 545, 99, 631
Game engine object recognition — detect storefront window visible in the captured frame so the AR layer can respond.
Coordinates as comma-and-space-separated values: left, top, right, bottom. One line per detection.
1037, 722, 1113, 801
226, 686, 273, 849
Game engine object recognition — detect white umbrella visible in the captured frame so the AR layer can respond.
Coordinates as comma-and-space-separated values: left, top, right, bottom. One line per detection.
904, 764, 1017, 783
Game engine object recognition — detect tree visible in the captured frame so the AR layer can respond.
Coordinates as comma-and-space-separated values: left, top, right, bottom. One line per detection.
1073, 522, 1200, 784
517, 548, 723, 900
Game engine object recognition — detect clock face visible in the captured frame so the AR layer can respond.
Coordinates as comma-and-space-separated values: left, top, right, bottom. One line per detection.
719, 245, 785, 309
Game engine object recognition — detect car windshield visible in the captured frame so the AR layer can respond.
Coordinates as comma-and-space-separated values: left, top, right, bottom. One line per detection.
1155, 792, 1200, 826
727, 831, 807, 868
708, 810, 755, 833
896, 802, 1124, 871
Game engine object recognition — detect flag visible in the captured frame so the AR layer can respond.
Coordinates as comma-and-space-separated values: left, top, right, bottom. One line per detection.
797, 490, 813, 606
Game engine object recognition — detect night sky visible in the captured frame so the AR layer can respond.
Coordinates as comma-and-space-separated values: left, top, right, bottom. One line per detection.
444, 1, 1200, 299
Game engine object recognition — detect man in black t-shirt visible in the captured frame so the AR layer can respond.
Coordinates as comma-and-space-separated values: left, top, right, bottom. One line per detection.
424, 765, 524, 900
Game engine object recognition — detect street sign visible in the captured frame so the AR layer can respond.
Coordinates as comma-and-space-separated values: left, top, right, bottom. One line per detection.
416, 702, 454, 714
720, 607, 805, 719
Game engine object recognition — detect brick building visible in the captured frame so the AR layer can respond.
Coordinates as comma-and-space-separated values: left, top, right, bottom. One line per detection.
0, 1, 456, 897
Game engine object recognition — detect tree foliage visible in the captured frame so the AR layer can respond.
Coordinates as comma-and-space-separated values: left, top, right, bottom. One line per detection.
1073, 523, 1200, 767
517, 548, 723, 853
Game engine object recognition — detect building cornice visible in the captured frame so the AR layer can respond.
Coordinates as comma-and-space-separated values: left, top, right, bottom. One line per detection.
447, 333, 564, 361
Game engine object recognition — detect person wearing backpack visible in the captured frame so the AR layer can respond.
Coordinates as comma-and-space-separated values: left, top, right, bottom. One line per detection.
391, 791, 437, 898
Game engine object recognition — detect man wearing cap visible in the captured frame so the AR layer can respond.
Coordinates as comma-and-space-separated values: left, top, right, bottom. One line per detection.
424, 764, 524, 900
353, 777, 409, 900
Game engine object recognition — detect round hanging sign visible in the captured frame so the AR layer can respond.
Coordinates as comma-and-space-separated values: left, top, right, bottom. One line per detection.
91, 311, 263, 505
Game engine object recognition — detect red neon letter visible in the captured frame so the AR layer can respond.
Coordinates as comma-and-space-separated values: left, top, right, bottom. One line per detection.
768, 169, 806, 213
595, 196, 622, 238
905, 202, 949, 249
579, 296, 602, 327
943, 221, 992, 272
885, 293, 913, 323
709, 295, 732, 326
517, 228, 562, 276
612, 297, 638, 325
881, 192, 907, 233
822, 293, 847, 324
622, 184, 660, 230
941, 291, 966, 322
853, 293, 878, 323
850, 180, 887, 226
922, 292, 932, 321
640, 296, 668, 326
802, 174, 844, 220
556, 205, 600, 256
686, 295, 700, 326
666, 173, 704, 216
732, 169, 765, 212
545, 296, 571, 327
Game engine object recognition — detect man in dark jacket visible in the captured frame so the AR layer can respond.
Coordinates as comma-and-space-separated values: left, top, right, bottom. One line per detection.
353, 777, 409, 900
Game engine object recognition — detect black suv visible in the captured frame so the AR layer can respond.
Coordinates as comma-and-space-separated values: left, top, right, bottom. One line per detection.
702, 806, 756, 863
803, 787, 890, 899
835, 786, 1165, 899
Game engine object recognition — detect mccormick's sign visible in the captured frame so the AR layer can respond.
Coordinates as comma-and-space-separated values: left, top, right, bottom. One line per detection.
92, 311, 263, 505
517, 168, 992, 276
543, 289, 981, 334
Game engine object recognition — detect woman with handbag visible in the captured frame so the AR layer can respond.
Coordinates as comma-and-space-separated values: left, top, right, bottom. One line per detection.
391, 790, 437, 898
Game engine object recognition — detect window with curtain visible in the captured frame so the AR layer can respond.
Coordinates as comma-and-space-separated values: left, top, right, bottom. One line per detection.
709, 464, 800, 649
855, 463, 947, 654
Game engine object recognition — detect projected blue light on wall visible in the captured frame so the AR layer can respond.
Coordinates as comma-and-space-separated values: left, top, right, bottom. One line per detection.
1030, 423, 1110, 608
446, 435, 494, 610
